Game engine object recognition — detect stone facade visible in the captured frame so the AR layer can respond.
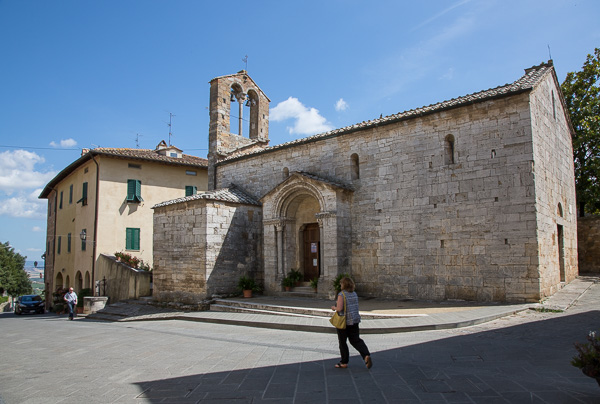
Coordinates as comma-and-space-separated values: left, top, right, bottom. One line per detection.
578, 216, 600, 273
153, 61, 578, 303
153, 187, 262, 301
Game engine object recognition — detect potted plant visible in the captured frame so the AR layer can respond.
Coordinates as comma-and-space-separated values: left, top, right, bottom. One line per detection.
572, 330, 600, 387
288, 269, 303, 286
238, 276, 259, 298
310, 277, 318, 292
282, 276, 295, 291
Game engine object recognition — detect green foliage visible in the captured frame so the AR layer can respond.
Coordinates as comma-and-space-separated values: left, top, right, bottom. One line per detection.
76, 288, 93, 307
238, 276, 260, 292
0, 296, 8, 304
572, 331, 600, 378
561, 48, 600, 216
0, 241, 32, 297
281, 276, 295, 288
332, 273, 351, 293
288, 269, 302, 284
309, 277, 319, 289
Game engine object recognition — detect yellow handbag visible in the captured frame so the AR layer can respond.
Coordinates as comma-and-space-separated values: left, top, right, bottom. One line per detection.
329, 291, 347, 329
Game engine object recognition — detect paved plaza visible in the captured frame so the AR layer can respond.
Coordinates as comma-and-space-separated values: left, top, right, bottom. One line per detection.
1, 279, 600, 403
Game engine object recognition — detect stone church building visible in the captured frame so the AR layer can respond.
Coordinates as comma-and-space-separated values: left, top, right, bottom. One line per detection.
152, 61, 577, 303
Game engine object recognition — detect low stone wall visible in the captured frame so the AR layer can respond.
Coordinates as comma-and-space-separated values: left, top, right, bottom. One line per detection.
95, 254, 152, 302
578, 216, 600, 273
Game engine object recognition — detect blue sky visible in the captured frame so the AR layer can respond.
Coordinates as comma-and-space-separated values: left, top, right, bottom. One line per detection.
0, 0, 599, 260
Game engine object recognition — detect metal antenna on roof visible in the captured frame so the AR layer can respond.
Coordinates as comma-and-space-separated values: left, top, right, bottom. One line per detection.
547, 45, 552, 61
242, 55, 248, 71
167, 112, 176, 146
135, 133, 142, 148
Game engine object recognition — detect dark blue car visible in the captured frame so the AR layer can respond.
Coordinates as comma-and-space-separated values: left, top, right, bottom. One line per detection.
14, 295, 45, 315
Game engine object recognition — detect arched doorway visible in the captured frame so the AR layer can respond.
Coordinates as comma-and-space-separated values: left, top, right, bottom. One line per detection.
284, 194, 321, 281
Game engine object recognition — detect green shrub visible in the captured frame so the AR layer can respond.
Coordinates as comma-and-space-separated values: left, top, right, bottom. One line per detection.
282, 276, 295, 288
53, 303, 65, 314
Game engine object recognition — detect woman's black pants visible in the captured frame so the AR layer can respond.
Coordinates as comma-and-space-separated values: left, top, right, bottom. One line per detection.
337, 323, 370, 364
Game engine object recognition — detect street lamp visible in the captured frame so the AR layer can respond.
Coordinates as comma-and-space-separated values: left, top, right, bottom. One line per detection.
79, 229, 86, 242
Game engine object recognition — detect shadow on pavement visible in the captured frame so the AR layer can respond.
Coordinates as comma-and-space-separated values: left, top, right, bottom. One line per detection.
132, 310, 600, 403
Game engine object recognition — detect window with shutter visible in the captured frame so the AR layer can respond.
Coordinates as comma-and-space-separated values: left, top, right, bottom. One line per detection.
126, 228, 140, 251
126, 179, 143, 202
185, 186, 197, 196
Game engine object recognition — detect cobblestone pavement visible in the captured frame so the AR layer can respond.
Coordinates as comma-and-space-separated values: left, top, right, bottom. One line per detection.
1, 279, 599, 403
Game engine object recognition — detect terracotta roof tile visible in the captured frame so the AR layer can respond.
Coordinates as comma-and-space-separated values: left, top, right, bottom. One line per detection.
153, 185, 261, 209
220, 62, 554, 163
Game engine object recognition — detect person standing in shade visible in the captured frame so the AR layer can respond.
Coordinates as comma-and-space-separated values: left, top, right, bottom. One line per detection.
331, 277, 372, 369
64, 287, 78, 320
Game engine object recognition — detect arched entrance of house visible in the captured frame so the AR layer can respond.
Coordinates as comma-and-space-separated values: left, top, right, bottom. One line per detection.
55, 272, 63, 290
75, 271, 83, 292
284, 193, 321, 282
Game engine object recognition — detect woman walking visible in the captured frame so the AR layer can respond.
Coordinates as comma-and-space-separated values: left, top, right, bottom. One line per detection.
331, 276, 372, 369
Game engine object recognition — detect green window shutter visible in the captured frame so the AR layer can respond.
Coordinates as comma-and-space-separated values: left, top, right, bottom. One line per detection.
57, 236, 61, 254
67, 233, 71, 253
59, 191, 63, 209
185, 186, 197, 197
126, 228, 140, 250
127, 179, 143, 202
69, 184, 73, 204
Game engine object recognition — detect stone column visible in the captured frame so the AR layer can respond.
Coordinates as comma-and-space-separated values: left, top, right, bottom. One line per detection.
316, 211, 337, 281
275, 220, 286, 279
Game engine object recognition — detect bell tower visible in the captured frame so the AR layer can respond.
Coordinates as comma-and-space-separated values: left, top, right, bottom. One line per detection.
207, 70, 270, 190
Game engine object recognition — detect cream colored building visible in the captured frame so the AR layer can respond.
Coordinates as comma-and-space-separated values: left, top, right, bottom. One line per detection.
39, 141, 208, 299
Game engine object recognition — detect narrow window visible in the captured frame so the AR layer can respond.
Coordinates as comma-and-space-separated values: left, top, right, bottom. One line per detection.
283, 167, 289, 179
185, 186, 197, 196
77, 182, 88, 206
552, 90, 556, 120
126, 228, 141, 251
128, 163, 141, 169
67, 233, 71, 253
558, 203, 564, 217
57, 236, 62, 254
69, 184, 73, 204
186, 170, 197, 176
126, 179, 143, 203
444, 135, 455, 165
59, 191, 63, 209
351, 153, 360, 180
81, 229, 86, 251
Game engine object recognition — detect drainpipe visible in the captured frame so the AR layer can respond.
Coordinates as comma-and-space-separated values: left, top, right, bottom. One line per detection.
90, 154, 100, 296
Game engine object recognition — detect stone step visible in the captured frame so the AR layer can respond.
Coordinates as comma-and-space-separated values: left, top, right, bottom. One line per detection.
210, 304, 324, 318
210, 298, 421, 319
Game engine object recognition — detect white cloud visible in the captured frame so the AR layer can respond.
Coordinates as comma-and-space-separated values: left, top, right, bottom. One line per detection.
439, 68, 455, 80
0, 150, 56, 193
270, 97, 334, 136
0, 194, 46, 219
0, 150, 55, 219
335, 98, 348, 112
32, 226, 43, 232
49, 138, 77, 148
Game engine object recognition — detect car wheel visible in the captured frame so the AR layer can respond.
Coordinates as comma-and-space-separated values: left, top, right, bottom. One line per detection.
14, 309, 21, 315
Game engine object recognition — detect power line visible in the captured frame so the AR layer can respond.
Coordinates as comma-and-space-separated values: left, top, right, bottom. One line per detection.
0, 145, 80, 150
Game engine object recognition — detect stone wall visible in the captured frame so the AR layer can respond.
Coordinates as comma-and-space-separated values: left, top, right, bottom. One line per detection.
529, 73, 578, 296
578, 216, 600, 273
95, 254, 151, 303
153, 198, 262, 302
215, 84, 575, 302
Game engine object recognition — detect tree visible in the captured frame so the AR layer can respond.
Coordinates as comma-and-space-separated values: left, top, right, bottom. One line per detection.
561, 48, 600, 216
0, 241, 32, 297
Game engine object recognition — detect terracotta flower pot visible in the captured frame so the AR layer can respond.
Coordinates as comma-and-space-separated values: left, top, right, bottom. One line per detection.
243, 290, 252, 298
